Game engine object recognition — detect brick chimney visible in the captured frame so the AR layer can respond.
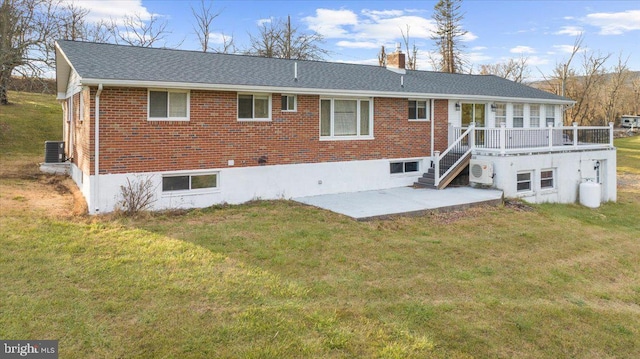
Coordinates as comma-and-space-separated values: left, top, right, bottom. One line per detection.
386, 43, 405, 70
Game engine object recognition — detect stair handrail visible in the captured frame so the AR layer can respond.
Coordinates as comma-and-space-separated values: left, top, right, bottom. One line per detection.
434, 123, 475, 187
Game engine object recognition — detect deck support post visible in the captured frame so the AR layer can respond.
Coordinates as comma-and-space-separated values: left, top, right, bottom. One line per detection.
548, 123, 554, 149
434, 151, 441, 187
573, 122, 578, 148
609, 122, 614, 147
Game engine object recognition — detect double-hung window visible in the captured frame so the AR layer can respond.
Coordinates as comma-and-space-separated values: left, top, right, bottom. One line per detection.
162, 173, 218, 192
238, 93, 271, 121
320, 98, 372, 139
540, 169, 554, 189
545, 105, 556, 127
408, 100, 429, 121
148, 89, 189, 121
513, 104, 524, 128
530, 104, 540, 127
281, 94, 296, 112
494, 103, 506, 125
517, 171, 532, 192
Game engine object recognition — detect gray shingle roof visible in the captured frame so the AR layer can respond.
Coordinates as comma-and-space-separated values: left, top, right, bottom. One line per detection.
56, 40, 572, 103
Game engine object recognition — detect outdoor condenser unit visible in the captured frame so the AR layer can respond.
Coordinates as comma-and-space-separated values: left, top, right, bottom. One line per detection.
469, 160, 494, 185
44, 141, 65, 163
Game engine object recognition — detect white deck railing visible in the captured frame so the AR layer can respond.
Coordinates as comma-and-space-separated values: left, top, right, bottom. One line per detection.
435, 122, 614, 187
449, 122, 614, 155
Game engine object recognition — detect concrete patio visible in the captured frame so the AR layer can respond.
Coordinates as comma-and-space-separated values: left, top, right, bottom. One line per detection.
293, 186, 504, 221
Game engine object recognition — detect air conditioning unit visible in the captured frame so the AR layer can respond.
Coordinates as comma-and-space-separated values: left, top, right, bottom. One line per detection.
44, 141, 65, 163
469, 160, 493, 185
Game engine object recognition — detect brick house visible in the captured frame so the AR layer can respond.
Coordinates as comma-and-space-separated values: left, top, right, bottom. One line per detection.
55, 41, 616, 214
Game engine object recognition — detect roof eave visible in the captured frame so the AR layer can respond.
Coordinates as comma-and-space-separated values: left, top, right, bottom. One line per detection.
78, 78, 575, 105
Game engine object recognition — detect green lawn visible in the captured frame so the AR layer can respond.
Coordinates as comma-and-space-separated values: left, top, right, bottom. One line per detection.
1, 93, 639, 358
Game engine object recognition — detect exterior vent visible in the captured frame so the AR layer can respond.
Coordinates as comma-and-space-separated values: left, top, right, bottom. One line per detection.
469, 160, 493, 185
44, 141, 65, 163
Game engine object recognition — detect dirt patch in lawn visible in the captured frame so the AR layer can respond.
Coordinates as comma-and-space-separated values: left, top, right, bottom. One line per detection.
0, 175, 86, 218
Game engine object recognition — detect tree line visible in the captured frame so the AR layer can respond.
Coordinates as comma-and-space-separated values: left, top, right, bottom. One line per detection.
2, 0, 637, 125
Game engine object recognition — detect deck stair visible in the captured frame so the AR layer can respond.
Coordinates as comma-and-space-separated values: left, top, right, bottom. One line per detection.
415, 152, 471, 189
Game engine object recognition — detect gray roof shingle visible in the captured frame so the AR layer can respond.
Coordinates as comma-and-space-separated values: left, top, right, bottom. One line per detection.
56, 40, 571, 103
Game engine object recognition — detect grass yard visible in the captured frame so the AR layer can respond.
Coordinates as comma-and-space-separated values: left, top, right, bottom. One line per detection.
1, 92, 639, 358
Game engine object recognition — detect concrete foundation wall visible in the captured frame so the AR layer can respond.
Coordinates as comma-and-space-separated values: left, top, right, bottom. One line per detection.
472, 149, 616, 204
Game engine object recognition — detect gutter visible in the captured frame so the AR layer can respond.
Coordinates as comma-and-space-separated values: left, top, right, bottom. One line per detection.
94, 84, 103, 214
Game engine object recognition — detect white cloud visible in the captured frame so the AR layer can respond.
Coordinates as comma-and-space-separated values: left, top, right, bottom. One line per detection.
525, 55, 549, 66
553, 44, 580, 53
564, 16, 575, 20
257, 18, 272, 26
471, 46, 487, 51
303, 8, 359, 38
467, 51, 492, 63
208, 32, 230, 44
60, 0, 152, 23
555, 26, 583, 36
584, 10, 640, 35
510, 46, 536, 54
361, 9, 404, 20
460, 32, 478, 42
336, 41, 380, 49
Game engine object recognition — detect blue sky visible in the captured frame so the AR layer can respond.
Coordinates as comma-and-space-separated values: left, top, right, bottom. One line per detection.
70, 0, 639, 79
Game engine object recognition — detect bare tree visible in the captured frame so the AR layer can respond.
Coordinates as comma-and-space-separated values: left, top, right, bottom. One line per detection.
0, 0, 60, 105
248, 16, 327, 60
110, 12, 170, 48
191, 0, 221, 52
601, 54, 630, 125
431, 0, 467, 73
400, 25, 418, 70
479, 57, 530, 83
377, 45, 386, 67
59, 1, 89, 41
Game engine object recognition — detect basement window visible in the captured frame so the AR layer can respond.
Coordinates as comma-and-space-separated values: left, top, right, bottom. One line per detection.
390, 160, 419, 174
516, 171, 532, 192
162, 173, 218, 192
540, 169, 555, 189
148, 89, 189, 121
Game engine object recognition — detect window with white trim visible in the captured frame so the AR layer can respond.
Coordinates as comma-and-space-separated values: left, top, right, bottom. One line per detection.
148, 89, 189, 120
281, 94, 296, 112
517, 171, 532, 192
390, 160, 419, 174
545, 105, 555, 127
162, 173, 218, 192
540, 169, 554, 189
494, 103, 506, 125
530, 104, 540, 127
320, 98, 372, 139
238, 93, 271, 121
513, 104, 524, 128
408, 100, 429, 121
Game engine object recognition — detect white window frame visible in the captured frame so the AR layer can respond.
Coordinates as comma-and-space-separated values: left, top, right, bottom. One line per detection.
513, 104, 524, 128
540, 169, 555, 190
530, 104, 540, 128
281, 94, 297, 112
516, 171, 533, 193
408, 99, 430, 121
147, 89, 190, 121
494, 103, 506, 125
161, 172, 220, 194
390, 160, 420, 175
319, 97, 374, 140
545, 105, 556, 127
238, 93, 272, 122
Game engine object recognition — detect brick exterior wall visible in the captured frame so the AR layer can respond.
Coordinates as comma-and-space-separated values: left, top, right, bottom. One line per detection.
83, 87, 449, 175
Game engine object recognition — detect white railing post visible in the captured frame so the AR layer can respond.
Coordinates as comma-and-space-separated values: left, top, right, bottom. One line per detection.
434, 151, 441, 186
500, 122, 506, 155
448, 122, 454, 145
469, 122, 475, 149
573, 122, 578, 148
609, 122, 614, 146
548, 123, 554, 149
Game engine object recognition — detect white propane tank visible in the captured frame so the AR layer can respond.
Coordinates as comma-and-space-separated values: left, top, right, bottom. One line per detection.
579, 180, 601, 208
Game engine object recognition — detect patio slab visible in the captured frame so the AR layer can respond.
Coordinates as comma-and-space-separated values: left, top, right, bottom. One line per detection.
293, 186, 504, 221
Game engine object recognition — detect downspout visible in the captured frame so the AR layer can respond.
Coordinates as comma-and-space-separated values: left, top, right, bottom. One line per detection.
94, 84, 103, 214
430, 99, 435, 159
